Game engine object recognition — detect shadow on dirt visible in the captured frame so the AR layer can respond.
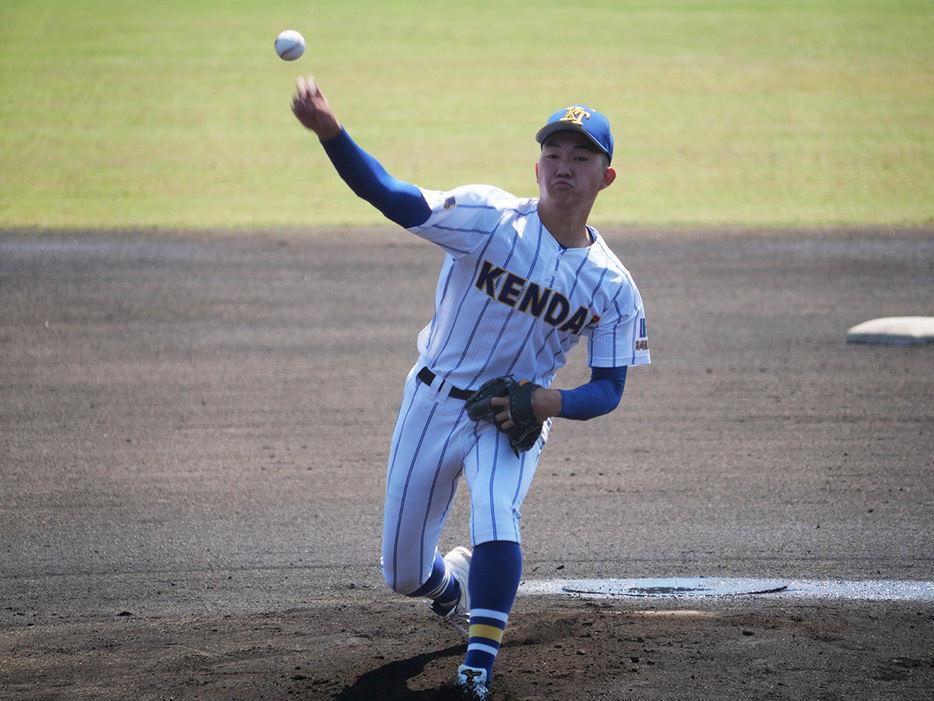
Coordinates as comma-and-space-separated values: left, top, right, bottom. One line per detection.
333, 644, 467, 700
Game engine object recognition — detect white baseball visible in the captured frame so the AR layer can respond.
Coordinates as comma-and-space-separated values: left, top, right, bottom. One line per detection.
275, 30, 305, 61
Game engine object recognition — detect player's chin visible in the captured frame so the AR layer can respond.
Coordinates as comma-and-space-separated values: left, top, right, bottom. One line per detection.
547, 181, 579, 198
543, 188, 580, 207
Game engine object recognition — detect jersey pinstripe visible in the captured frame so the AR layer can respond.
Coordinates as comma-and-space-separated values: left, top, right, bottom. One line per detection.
407, 184, 650, 391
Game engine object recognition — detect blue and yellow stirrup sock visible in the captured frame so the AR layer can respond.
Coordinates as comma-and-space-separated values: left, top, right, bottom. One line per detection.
410, 550, 461, 613
464, 540, 523, 682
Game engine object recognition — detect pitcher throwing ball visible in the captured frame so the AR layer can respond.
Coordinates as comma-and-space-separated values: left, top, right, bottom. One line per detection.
292, 76, 650, 699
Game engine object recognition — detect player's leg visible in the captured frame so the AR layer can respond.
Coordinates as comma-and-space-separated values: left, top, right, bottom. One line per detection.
380, 369, 472, 606
456, 425, 545, 695
454, 540, 522, 696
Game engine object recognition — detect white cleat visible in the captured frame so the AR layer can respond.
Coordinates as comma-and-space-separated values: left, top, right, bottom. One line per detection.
455, 664, 490, 699
430, 546, 472, 636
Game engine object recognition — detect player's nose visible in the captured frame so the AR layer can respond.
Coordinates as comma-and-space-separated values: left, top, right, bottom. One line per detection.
555, 158, 572, 176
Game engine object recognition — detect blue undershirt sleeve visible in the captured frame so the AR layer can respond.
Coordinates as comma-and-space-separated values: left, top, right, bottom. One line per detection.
320, 127, 432, 229
557, 366, 628, 421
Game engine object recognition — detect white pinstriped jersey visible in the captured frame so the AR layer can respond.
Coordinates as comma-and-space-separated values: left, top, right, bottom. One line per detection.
407, 184, 650, 391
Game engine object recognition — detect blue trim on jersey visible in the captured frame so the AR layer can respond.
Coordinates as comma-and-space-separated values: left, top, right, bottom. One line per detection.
428, 234, 498, 382
468, 226, 529, 386
321, 128, 431, 228
500, 225, 547, 379
557, 365, 627, 420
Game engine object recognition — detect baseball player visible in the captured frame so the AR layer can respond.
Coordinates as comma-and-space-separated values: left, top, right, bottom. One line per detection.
291, 76, 650, 699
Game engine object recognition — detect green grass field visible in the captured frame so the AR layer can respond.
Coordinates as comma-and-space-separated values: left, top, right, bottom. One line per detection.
1, 0, 932, 229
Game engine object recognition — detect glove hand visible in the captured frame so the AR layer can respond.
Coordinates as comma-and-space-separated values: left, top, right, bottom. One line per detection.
488, 395, 513, 428
465, 377, 546, 454
490, 388, 559, 428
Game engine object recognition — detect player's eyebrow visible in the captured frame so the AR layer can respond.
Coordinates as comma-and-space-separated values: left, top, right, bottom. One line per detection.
542, 138, 599, 154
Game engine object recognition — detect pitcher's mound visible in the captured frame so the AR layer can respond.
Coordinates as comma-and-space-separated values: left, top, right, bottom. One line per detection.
560, 577, 788, 598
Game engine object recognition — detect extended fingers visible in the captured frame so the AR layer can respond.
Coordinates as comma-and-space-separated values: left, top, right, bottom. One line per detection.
490, 396, 512, 427
295, 75, 315, 98
293, 76, 320, 110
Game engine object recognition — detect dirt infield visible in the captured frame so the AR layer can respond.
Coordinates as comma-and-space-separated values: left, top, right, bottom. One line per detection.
1, 227, 932, 699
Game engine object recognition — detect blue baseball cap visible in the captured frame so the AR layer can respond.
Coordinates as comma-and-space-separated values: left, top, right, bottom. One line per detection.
536, 105, 614, 163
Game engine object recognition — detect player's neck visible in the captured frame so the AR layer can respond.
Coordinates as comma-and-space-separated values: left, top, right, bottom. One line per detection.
537, 202, 594, 248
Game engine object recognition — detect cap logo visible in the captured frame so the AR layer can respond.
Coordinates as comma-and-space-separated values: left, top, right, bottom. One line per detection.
559, 106, 591, 127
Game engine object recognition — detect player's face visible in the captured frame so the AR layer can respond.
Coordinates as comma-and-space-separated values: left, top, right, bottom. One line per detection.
536, 131, 615, 208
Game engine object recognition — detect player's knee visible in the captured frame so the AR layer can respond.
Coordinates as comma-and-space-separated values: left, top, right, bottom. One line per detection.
379, 559, 398, 592
380, 558, 421, 595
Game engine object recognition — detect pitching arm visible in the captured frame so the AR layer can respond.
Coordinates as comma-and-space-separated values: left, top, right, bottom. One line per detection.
291, 76, 431, 229
319, 128, 431, 228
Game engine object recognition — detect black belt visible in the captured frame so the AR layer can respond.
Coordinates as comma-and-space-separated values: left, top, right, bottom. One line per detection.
417, 367, 473, 400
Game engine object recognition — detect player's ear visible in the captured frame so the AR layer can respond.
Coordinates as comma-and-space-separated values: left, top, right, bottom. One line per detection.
600, 166, 616, 191
534, 162, 540, 183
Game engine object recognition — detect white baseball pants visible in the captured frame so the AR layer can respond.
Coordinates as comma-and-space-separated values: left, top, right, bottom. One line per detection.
380, 363, 547, 595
